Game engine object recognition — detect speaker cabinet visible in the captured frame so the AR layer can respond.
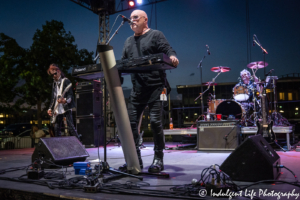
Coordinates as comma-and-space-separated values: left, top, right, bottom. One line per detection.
197, 121, 240, 150
32, 136, 89, 167
76, 117, 104, 147
76, 90, 102, 117
220, 135, 281, 182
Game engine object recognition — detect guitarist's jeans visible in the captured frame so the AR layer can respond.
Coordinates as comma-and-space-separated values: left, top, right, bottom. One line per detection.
54, 110, 80, 139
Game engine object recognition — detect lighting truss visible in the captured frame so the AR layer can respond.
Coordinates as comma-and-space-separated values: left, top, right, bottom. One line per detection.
70, 0, 167, 15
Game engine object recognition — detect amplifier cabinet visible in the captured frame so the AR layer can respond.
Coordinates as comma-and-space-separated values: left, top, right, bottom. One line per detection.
197, 120, 241, 151
76, 117, 104, 147
76, 90, 102, 117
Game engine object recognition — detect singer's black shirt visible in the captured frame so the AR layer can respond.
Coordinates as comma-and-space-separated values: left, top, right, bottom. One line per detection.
122, 29, 177, 104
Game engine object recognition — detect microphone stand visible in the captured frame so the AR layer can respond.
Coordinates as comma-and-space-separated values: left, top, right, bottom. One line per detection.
253, 35, 268, 79
197, 54, 206, 118
94, 20, 126, 62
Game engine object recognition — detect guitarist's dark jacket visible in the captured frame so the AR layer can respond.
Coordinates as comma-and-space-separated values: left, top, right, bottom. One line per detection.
48, 78, 75, 112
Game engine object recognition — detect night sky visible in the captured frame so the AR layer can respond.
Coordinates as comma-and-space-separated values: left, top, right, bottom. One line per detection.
1, 0, 300, 91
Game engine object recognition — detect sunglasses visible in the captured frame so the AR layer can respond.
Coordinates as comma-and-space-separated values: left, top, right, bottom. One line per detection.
51, 72, 57, 76
130, 15, 145, 20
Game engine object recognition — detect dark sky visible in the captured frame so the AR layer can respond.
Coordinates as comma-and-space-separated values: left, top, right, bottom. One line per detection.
1, 0, 300, 90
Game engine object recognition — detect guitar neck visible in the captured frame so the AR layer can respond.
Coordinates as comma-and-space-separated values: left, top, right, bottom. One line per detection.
261, 93, 267, 124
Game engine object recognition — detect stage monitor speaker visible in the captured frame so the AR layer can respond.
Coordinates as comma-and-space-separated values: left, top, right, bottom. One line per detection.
197, 121, 240, 150
76, 117, 104, 147
220, 135, 281, 182
76, 90, 102, 117
32, 136, 89, 168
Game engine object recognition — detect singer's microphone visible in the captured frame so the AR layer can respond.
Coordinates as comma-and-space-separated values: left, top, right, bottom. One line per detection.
206, 45, 211, 55
121, 15, 133, 25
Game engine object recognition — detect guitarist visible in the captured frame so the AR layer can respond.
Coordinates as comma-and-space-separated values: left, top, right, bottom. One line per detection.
47, 64, 80, 140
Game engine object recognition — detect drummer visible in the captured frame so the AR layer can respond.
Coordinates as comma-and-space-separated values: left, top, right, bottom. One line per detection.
240, 69, 258, 85
238, 69, 258, 102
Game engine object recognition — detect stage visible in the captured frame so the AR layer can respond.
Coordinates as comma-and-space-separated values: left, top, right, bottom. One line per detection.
0, 142, 300, 200
164, 126, 294, 150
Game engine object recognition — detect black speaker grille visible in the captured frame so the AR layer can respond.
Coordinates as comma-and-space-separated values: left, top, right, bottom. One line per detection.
76, 91, 102, 117
40, 137, 89, 161
220, 135, 281, 181
76, 117, 104, 147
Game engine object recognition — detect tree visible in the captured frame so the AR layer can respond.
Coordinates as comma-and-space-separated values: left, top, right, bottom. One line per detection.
0, 33, 26, 105
3, 20, 93, 128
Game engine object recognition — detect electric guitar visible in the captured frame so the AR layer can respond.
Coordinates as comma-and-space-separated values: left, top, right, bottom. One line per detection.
50, 83, 72, 124
256, 90, 276, 143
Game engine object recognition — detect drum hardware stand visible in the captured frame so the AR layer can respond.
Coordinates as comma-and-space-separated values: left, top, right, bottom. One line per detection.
269, 77, 290, 126
251, 87, 260, 126
195, 72, 221, 118
197, 47, 210, 119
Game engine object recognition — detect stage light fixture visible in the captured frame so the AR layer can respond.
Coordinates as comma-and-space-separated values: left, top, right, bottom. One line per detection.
137, 0, 143, 4
128, 0, 135, 7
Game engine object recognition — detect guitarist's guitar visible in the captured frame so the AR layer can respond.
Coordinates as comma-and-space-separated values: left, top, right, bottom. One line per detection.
256, 90, 276, 143
50, 83, 72, 124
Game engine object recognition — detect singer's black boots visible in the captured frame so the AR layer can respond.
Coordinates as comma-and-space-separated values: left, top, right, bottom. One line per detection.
148, 150, 164, 173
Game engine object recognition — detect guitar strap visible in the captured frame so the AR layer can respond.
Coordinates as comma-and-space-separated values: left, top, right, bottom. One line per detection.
58, 78, 66, 96
54, 78, 66, 112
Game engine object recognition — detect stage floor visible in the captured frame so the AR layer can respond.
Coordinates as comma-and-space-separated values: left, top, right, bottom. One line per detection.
0, 142, 300, 200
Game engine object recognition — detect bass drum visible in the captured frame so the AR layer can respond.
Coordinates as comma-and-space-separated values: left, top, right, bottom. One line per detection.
216, 100, 245, 119
208, 99, 226, 114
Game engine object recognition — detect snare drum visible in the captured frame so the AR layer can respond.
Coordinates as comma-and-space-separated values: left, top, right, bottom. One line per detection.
233, 85, 249, 101
215, 100, 245, 119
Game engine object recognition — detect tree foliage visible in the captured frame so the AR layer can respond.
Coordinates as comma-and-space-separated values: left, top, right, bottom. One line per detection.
0, 33, 26, 104
0, 20, 93, 128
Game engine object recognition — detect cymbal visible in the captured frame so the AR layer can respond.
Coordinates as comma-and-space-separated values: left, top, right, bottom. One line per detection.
204, 82, 217, 86
247, 61, 268, 69
211, 66, 231, 73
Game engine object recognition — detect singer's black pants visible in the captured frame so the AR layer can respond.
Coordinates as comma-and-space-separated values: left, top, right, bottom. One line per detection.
128, 100, 165, 151
54, 110, 79, 139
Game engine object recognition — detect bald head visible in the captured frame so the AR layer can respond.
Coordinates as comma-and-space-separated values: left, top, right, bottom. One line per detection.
130, 10, 149, 35
131, 10, 148, 19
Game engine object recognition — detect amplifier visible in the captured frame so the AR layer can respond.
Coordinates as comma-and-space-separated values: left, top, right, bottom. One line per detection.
76, 90, 102, 117
76, 80, 101, 92
72, 64, 102, 76
76, 117, 104, 147
197, 120, 240, 127
197, 120, 241, 151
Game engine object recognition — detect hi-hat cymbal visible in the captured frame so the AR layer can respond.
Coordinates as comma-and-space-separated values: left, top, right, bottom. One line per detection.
204, 82, 217, 86
247, 61, 268, 69
211, 66, 231, 73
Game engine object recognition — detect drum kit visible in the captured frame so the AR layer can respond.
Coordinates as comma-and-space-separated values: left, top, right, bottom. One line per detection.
197, 61, 290, 126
